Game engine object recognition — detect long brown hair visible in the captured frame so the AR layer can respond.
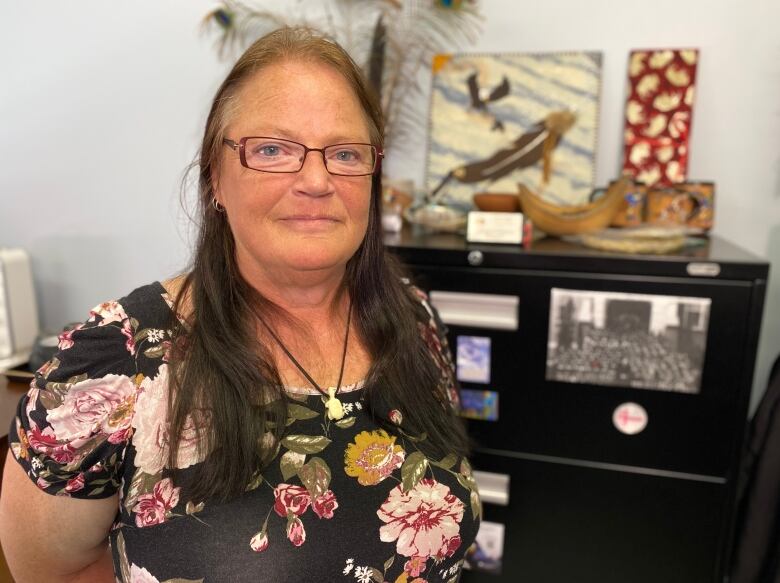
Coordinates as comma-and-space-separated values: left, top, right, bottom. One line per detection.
169, 26, 469, 503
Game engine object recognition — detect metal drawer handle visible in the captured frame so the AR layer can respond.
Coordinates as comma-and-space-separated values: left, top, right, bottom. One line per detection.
473, 470, 510, 506
429, 290, 519, 330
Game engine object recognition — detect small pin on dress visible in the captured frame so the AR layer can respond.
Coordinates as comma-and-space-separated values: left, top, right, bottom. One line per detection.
325, 386, 344, 420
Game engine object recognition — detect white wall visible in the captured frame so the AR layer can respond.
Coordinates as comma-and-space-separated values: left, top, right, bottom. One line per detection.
1, 0, 779, 409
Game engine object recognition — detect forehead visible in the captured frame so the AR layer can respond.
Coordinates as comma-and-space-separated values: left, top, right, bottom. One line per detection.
227, 60, 371, 142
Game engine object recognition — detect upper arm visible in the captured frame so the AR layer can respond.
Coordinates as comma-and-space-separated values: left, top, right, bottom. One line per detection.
0, 449, 118, 581
0, 299, 139, 580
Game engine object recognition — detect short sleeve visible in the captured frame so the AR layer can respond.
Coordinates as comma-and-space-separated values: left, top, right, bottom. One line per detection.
410, 286, 461, 412
8, 300, 139, 498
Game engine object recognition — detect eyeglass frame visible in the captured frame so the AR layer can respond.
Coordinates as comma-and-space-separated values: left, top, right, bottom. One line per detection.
222, 136, 384, 177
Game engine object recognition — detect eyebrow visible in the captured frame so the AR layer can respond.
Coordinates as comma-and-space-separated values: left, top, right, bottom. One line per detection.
247, 128, 370, 144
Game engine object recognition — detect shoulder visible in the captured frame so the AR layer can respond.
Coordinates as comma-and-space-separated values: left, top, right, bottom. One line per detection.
404, 281, 447, 336
7, 281, 171, 498
403, 281, 461, 411
50, 282, 172, 376
34, 280, 172, 411
160, 274, 192, 322
114, 281, 174, 329
31, 282, 167, 379
77, 281, 171, 338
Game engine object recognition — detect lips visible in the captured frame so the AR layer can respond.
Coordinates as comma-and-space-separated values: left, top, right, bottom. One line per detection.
280, 214, 340, 222
277, 214, 342, 231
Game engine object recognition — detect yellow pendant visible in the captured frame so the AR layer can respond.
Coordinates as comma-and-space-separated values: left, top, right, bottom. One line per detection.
326, 386, 344, 420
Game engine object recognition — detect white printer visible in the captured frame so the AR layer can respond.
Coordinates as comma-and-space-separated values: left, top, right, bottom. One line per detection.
0, 249, 39, 371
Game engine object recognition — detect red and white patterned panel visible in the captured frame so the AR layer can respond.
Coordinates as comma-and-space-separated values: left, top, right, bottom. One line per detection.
621, 49, 698, 188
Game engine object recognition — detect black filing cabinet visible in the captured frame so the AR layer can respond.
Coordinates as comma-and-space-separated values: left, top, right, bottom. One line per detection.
386, 227, 768, 583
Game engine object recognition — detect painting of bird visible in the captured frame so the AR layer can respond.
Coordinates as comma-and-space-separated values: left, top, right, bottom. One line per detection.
467, 72, 510, 131
426, 52, 602, 206
430, 110, 576, 200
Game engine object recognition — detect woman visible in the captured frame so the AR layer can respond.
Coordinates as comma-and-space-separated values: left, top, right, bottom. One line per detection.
0, 27, 479, 583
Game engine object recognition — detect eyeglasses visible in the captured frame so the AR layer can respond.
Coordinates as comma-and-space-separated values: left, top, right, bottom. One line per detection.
223, 136, 383, 176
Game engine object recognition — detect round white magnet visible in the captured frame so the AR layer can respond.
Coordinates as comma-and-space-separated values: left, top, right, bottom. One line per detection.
612, 402, 648, 435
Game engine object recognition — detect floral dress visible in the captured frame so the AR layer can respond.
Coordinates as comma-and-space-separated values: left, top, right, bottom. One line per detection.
9, 282, 481, 583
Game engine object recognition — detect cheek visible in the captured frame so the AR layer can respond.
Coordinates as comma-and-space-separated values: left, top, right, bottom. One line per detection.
222, 172, 283, 215
345, 182, 373, 223
355, 196, 371, 225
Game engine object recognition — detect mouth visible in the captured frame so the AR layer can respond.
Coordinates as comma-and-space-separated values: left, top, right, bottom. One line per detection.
278, 215, 342, 230
280, 215, 340, 222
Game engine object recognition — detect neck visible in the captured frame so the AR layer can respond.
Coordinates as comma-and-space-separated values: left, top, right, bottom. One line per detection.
241, 262, 348, 319
259, 295, 353, 402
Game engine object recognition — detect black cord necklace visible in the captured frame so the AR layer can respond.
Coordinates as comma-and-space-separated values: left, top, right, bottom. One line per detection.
260, 300, 352, 420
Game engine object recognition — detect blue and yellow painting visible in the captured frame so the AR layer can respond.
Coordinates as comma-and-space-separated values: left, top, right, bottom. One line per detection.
460, 389, 499, 422
426, 52, 602, 206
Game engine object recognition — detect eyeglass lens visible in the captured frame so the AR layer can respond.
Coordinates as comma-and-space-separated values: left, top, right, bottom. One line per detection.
243, 138, 375, 175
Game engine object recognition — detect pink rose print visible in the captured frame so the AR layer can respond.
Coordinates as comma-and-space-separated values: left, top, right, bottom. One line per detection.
130, 372, 170, 475
27, 423, 77, 464
89, 301, 128, 326
273, 484, 311, 518
129, 563, 161, 583
132, 365, 204, 475
377, 479, 464, 559
404, 556, 427, 577
412, 287, 429, 303
133, 478, 180, 528
250, 530, 269, 553
121, 319, 136, 355
107, 426, 133, 445
388, 409, 403, 426
57, 324, 83, 350
37, 357, 60, 378
64, 473, 85, 493
46, 374, 136, 444
439, 535, 462, 560
311, 490, 338, 519
286, 516, 306, 546
160, 340, 172, 362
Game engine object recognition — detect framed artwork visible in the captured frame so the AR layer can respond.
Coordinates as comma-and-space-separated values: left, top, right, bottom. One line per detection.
426, 51, 603, 207
459, 389, 499, 422
546, 288, 711, 393
621, 48, 699, 187
456, 335, 491, 384
464, 520, 505, 574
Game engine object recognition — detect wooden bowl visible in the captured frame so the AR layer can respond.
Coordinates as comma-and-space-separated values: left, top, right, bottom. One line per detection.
473, 192, 520, 212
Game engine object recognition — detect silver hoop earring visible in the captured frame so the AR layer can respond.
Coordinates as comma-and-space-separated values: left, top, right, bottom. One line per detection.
212, 197, 225, 213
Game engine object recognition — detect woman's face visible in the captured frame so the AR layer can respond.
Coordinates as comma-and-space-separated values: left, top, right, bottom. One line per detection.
216, 60, 373, 286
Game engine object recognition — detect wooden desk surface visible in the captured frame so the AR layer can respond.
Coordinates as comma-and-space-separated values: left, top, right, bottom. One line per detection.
0, 375, 29, 440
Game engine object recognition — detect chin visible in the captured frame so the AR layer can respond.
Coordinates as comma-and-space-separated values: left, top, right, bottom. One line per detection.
283, 251, 352, 273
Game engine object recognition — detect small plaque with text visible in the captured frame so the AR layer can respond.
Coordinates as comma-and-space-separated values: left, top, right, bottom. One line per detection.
467, 211, 524, 244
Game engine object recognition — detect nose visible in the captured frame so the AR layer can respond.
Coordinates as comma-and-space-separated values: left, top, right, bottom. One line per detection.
294, 149, 333, 197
